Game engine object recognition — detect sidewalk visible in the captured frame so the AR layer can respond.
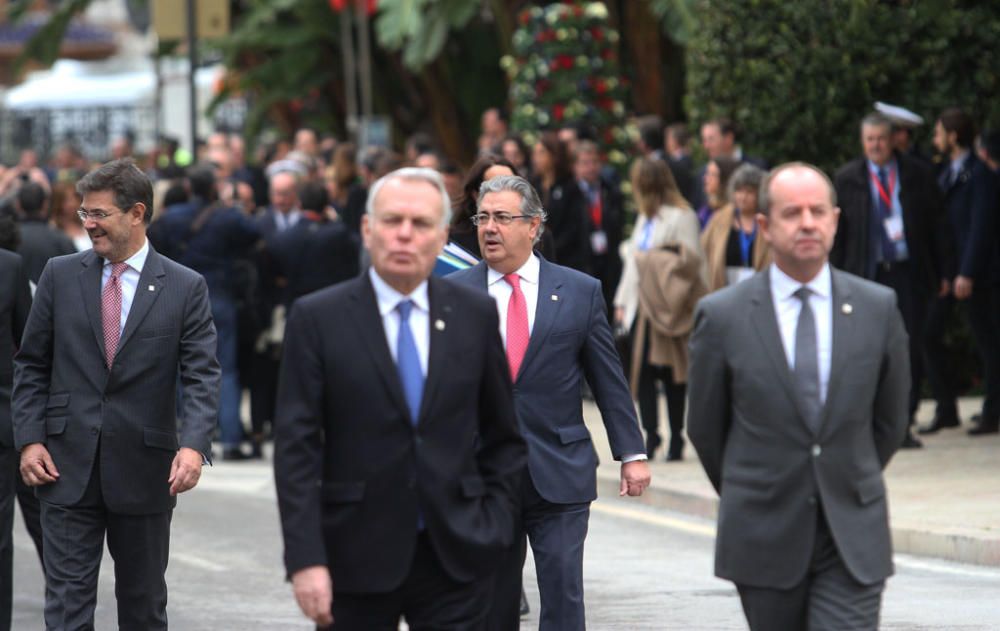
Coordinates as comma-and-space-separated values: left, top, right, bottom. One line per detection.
585, 396, 1000, 567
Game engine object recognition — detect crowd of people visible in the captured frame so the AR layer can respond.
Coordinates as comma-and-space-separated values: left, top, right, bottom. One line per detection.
0, 100, 998, 629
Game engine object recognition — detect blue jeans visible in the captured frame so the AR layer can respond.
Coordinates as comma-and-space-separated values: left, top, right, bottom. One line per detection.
211, 295, 243, 447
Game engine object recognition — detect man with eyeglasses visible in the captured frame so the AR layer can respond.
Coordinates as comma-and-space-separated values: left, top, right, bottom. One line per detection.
450, 175, 649, 631
13, 159, 220, 630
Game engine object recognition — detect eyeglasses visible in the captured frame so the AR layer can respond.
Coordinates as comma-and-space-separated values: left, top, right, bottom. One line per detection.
470, 212, 532, 226
77, 208, 127, 221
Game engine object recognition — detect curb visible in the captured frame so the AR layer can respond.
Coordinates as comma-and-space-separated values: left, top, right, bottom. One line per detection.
595, 467, 1000, 568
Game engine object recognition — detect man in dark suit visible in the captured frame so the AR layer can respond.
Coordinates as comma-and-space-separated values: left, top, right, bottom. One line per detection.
927, 108, 1000, 435
13, 159, 220, 630
273, 167, 526, 629
449, 175, 649, 630
15, 182, 76, 284
688, 163, 909, 630
268, 180, 359, 307
0, 249, 32, 631
831, 111, 954, 446
575, 140, 624, 317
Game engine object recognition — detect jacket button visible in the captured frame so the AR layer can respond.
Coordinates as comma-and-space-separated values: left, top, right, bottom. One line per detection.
807, 496, 817, 506
811, 445, 822, 457
91, 427, 99, 435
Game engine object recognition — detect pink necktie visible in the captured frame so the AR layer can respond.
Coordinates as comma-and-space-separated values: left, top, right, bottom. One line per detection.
504, 273, 529, 381
102, 262, 128, 367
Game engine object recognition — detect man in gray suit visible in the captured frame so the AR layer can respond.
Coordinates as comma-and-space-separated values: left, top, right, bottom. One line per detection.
13, 159, 220, 630
449, 175, 649, 630
688, 163, 909, 630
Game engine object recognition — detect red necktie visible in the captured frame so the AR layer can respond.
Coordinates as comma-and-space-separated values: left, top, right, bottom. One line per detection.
102, 262, 128, 367
504, 273, 529, 381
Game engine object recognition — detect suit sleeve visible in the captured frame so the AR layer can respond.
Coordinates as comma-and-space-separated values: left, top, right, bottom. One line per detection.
12, 260, 55, 449
177, 274, 221, 457
686, 299, 731, 494
873, 292, 910, 467
922, 170, 955, 281
12, 253, 30, 347
273, 301, 329, 576
960, 167, 999, 278
581, 278, 645, 459
473, 300, 527, 547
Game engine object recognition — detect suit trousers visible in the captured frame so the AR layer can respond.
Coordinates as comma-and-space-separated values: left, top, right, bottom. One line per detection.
40, 440, 172, 631
1, 446, 45, 631
488, 475, 590, 631
874, 261, 926, 421
736, 510, 884, 631
330, 532, 490, 631
924, 285, 1000, 423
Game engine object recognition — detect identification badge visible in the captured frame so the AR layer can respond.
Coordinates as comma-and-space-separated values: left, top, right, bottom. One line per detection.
883, 216, 904, 242
591, 230, 608, 254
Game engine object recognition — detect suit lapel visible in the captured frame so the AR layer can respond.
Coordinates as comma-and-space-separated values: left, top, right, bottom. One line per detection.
348, 274, 412, 425
748, 270, 815, 430
517, 257, 563, 382
818, 270, 855, 432
417, 277, 453, 424
116, 247, 166, 355
77, 250, 106, 360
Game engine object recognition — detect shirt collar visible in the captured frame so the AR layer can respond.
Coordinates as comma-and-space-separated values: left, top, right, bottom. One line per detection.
487, 253, 540, 287
770, 262, 831, 301
951, 150, 970, 175
368, 267, 429, 317
104, 237, 149, 274
866, 157, 897, 175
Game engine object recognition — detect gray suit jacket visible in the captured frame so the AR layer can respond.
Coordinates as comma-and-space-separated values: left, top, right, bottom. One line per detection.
448, 257, 645, 504
13, 245, 220, 514
687, 267, 909, 589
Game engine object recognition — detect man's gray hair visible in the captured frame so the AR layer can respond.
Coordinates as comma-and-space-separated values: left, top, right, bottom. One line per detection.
758, 162, 837, 217
727, 163, 766, 204
861, 111, 893, 133
366, 166, 452, 227
477, 175, 548, 244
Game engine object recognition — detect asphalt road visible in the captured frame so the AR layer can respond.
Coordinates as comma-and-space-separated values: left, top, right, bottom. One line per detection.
12, 458, 1000, 630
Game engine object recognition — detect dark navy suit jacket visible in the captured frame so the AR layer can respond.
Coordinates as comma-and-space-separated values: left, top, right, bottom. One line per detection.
448, 256, 644, 504
939, 153, 999, 282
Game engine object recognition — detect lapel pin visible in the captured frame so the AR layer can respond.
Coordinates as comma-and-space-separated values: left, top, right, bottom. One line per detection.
435, 319, 446, 331
148, 285, 155, 291
551, 294, 559, 301
842, 303, 853, 315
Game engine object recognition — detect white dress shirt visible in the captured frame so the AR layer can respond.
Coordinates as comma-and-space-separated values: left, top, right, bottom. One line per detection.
769, 263, 833, 404
487, 253, 541, 349
486, 254, 646, 462
369, 267, 430, 376
101, 238, 150, 337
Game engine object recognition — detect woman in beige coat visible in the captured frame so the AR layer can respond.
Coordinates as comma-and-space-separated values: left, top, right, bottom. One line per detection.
614, 158, 705, 460
701, 163, 772, 292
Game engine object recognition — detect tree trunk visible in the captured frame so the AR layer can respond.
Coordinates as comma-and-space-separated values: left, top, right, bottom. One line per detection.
620, 0, 666, 118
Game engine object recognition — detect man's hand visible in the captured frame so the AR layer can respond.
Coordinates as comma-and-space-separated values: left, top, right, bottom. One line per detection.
614, 306, 625, 326
954, 275, 973, 300
168, 447, 204, 496
619, 460, 651, 497
20, 443, 59, 486
292, 565, 334, 628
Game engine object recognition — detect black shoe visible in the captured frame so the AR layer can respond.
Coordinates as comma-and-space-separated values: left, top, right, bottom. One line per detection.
222, 446, 252, 461
971, 413, 983, 426
520, 588, 530, 616
918, 414, 961, 435
666, 436, 684, 461
665, 450, 683, 462
968, 422, 999, 436
900, 431, 923, 448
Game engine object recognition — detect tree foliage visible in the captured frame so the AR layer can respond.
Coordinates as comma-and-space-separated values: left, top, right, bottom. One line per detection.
685, 0, 1000, 173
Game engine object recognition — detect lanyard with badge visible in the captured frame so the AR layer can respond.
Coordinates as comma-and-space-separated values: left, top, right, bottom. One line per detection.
870, 166, 904, 243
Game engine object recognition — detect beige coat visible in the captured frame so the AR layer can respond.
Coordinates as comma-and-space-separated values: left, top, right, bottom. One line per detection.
700, 203, 772, 293
629, 243, 707, 393
614, 205, 705, 328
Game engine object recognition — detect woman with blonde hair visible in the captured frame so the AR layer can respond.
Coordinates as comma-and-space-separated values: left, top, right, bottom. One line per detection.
614, 157, 706, 460
700, 163, 772, 292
